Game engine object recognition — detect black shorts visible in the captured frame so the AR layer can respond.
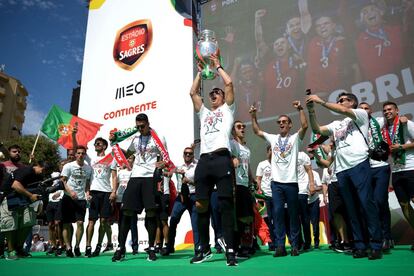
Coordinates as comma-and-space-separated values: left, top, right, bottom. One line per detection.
392, 170, 414, 202
328, 181, 345, 214
61, 195, 87, 223
122, 177, 156, 214
235, 185, 254, 218
88, 190, 113, 220
46, 201, 62, 223
195, 150, 234, 200
156, 193, 170, 221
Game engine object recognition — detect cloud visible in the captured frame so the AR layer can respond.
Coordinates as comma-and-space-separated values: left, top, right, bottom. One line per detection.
1, 0, 58, 10
22, 100, 46, 135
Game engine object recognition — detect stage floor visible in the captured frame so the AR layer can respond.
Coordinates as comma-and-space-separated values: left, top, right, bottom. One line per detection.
1, 246, 413, 275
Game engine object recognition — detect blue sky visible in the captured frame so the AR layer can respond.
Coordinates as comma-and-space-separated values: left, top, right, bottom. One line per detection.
0, 0, 88, 135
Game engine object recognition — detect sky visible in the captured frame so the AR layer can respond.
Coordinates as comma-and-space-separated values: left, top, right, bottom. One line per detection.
0, 0, 89, 136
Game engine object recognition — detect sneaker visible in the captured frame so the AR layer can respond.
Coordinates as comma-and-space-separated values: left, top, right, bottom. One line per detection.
290, 247, 299, 256
226, 249, 238, 266
112, 248, 125, 262
382, 240, 391, 253
368, 249, 383, 260
160, 247, 170, 256
66, 248, 74, 258
92, 244, 101, 257
16, 250, 32, 258
6, 251, 19, 261
154, 244, 162, 254
46, 247, 56, 256
132, 249, 139, 255
102, 243, 114, 253
236, 248, 250, 260
273, 246, 287, 257
190, 248, 213, 264
74, 246, 81, 257
85, 246, 92, 258
147, 248, 157, 261
352, 249, 368, 259
217, 237, 227, 253
55, 247, 63, 257
268, 243, 275, 251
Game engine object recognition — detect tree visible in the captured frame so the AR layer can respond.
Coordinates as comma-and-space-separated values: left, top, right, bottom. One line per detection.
1, 134, 62, 174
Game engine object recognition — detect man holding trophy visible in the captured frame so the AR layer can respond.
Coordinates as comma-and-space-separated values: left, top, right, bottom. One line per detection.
189, 30, 237, 266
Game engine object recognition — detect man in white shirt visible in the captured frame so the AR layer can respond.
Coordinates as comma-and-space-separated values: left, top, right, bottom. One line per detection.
85, 138, 117, 257
380, 101, 414, 251
112, 113, 167, 262
167, 147, 199, 255
61, 145, 93, 258
189, 54, 237, 266
250, 100, 308, 257
306, 92, 382, 259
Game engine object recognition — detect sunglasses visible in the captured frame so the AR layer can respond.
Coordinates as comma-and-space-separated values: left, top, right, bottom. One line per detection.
209, 89, 223, 97
184, 152, 194, 156
94, 143, 103, 146
235, 124, 246, 130
337, 98, 351, 104
76, 152, 86, 155
136, 124, 146, 130
277, 120, 289, 124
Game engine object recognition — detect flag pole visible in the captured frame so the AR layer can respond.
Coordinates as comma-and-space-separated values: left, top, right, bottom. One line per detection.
29, 130, 41, 164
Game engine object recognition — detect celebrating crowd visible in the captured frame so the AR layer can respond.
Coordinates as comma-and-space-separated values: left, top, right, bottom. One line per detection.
0, 51, 413, 267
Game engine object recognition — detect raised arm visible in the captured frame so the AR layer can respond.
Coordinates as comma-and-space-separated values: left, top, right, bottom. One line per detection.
190, 71, 203, 113
306, 94, 357, 120
249, 105, 265, 139
293, 101, 308, 140
305, 97, 331, 136
254, 9, 270, 67
211, 54, 234, 105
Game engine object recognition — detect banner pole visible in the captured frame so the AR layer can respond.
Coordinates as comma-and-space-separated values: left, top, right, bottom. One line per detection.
29, 130, 41, 164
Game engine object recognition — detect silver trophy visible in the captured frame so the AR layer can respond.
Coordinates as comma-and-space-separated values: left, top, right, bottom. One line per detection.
195, 29, 220, 80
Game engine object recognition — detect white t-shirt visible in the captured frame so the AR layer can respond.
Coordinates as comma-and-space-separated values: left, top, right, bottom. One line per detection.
116, 168, 132, 203
230, 139, 250, 187
48, 171, 64, 202
377, 117, 414, 172
256, 160, 272, 197
176, 160, 197, 194
326, 109, 369, 173
90, 156, 117, 192
198, 103, 235, 154
297, 152, 312, 195
263, 132, 302, 183
128, 132, 167, 177
308, 170, 322, 204
61, 161, 93, 200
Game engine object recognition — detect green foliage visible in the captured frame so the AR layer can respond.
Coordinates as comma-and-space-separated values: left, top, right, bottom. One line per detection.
1, 135, 62, 174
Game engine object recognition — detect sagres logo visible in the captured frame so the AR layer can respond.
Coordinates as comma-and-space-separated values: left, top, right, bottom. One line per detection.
113, 19, 153, 71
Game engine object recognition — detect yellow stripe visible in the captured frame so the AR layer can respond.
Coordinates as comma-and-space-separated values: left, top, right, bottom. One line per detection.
89, 0, 106, 10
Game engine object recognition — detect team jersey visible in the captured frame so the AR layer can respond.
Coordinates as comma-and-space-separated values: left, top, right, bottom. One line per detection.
326, 109, 369, 173
61, 161, 93, 200
297, 152, 312, 194
128, 132, 167, 177
116, 168, 132, 203
90, 156, 117, 192
263, 132, 302, 183
198, 103, 235, 154
256, 160, 272, 197
176, 160, 197, 194
230, 139, 251, 187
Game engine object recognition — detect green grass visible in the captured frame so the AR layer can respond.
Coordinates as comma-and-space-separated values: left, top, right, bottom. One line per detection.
1, 246, 413, 276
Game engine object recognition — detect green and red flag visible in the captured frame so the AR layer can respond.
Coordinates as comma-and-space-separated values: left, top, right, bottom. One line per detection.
41, 105, 103, 149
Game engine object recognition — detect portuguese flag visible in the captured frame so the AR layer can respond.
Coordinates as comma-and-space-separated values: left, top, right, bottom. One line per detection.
41, 105, 103, 149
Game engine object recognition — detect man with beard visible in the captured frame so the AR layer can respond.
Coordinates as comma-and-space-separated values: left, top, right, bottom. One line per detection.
250, 100, 308, 257
0, 161, 47, 260
0, 145, 25, 258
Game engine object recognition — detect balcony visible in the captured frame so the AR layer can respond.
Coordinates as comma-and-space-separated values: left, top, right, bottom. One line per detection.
14, 111, 25, 123
0, 86, 5, 97
16, 96, 26, 109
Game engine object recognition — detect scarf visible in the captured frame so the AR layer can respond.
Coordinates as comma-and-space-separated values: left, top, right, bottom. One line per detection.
382, 116, 406, 165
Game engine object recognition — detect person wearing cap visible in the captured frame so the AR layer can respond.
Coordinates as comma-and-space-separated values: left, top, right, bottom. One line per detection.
189, 54, 237, 266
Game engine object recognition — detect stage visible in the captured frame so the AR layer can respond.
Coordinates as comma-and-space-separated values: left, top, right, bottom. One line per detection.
1, 246, 413, 276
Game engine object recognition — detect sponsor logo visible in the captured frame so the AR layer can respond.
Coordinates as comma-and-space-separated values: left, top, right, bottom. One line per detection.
113, 19, 153, 71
